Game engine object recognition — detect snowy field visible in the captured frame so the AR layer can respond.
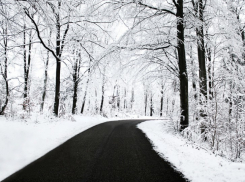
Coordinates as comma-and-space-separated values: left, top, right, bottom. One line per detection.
138, 120, 245, 182
0, 115, 107, 181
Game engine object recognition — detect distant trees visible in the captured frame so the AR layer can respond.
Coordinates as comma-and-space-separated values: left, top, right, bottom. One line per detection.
18, 0, 113, 116
0, 1, 18, 115
18, 0, 90, 116
101, 0, 189, 130
0, 0, 244, 159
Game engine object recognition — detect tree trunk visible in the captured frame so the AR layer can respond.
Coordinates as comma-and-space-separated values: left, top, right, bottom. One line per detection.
131, 88, 134, 109
95, 89, 98, 114
124, 88, 127, 109
144, 88, 148, 116
72, 53, 79, 114
53, 3, 61, 116
40, 32, 51, 113
176, 0, 189, 131
190, 44, 199, 121
80, 93, 86, 114
242, 29, 245, 60
190, 45, 198, 101
0, 32, 9, 115
54, 57, 61, 116
100, 65, 107, 115
23, 24, 27, 110
23, 28, 32, 111
40, 51, 49, 113
160, 85, 164, 117
195, 0, 207, 100
100, 83, 105, 114
81, 59, 91, 114
207, 47, 213, 100
72, 82, 78, 114
150, 93, 153, 116
116, 85, 120, 110
229, 84, 233, 122
0, 78, 9, 115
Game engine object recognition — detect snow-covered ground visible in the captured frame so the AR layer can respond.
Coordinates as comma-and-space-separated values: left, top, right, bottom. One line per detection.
2, 116, 244, 182
0, 114, 107, 181
138, 120, 245, 182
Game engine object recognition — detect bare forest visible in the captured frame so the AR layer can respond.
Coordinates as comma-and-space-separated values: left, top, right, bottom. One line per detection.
1, 0, 245, 162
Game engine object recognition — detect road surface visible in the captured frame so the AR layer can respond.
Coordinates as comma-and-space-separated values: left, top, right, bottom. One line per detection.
3, 119, 187, 182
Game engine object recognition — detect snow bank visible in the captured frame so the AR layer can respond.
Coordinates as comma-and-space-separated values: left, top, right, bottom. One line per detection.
0, 115, 107, 181
138, 120, 245, 182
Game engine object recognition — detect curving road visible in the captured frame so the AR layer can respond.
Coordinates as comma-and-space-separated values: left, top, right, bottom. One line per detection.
2, 119, 187, 182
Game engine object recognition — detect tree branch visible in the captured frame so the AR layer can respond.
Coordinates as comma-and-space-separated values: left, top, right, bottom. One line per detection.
172, 0, 178, 8
137, 1, 176, 16
24, 8, 59, 61
117, 44, 171, 51
60, 23, 69, 56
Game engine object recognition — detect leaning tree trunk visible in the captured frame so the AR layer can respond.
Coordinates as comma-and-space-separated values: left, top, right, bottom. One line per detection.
176, 0, 189, 131
80, 85, 87, 114
100, 79, 105, 114
81, 59, 91, 114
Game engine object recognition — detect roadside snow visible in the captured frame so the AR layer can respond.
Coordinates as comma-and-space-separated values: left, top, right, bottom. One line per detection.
0, 115, 107, 181
138, 120, 245, 182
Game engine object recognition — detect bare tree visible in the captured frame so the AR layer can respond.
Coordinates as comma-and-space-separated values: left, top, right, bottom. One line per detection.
0, 20, 9, 115
72, 49, 81, 114
23, 1, 70, 116
40, 31, 51, 113
22, 21, 33, 110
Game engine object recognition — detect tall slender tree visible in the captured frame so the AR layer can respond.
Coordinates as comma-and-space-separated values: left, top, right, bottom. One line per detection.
0, 20, 9, 115
23, 1, 70, 116
192, 0, 208, 101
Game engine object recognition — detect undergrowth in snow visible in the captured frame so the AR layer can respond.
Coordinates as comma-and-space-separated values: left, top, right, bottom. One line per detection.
138, 120, 245, 182
0, 114, 107, 181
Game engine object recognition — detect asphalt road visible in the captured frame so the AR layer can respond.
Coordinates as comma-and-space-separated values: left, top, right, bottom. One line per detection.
3, 119, 187, 182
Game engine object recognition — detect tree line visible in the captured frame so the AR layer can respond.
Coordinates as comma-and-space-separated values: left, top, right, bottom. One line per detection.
0, 0, 244, 160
